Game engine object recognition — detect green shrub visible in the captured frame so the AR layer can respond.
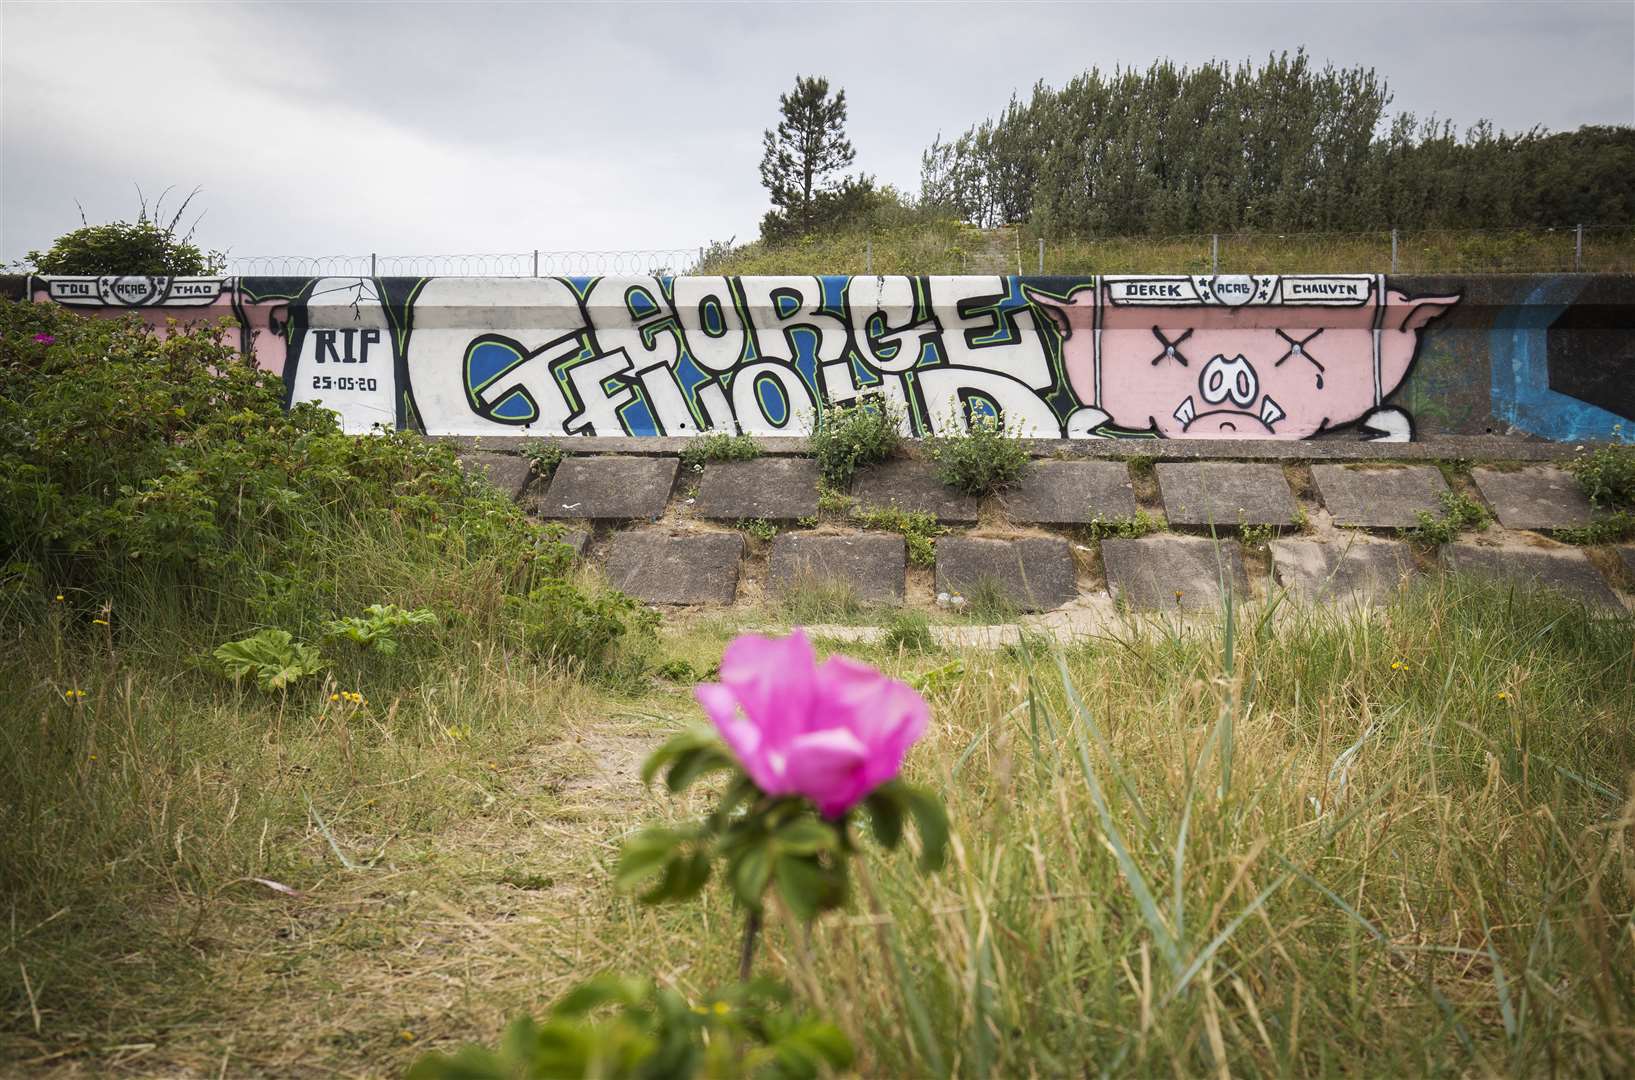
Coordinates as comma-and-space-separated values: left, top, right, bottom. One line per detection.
1084, 510, 1161, 540
524, 440, 566, 479
809, 397, 902, 486
322, 604, 437, 655
0, 299, 645, 677
926, 414, 1031, 495
1566, 438, 1635, 509
1401, 489, 1492, 547
852, 506, 942, 567
213, 629, 326, 692
26, 193, 224, 275
880, 610, 934, 653
735, 518, 778, 542
511, 579, 657, 678
679, 432, 761, 471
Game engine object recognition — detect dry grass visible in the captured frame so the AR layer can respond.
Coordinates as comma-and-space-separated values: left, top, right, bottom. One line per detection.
3, 574, 1633, 1076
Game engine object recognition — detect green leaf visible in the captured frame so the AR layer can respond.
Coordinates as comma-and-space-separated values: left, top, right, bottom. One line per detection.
665, 744, 738, 795
774, 818, 840, 857
553, 974, 649, 1016
863, 787, 905, 851
615, 828, 684, 891
900, 784, 950, 872
640, 728, 727, 787
731, 845, 772, 909
773, 854, 824, 922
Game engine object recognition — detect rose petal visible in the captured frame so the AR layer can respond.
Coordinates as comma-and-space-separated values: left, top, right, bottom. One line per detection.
717, 630, 817, 744
784, 727, 871, 817
695, 682, 785, 795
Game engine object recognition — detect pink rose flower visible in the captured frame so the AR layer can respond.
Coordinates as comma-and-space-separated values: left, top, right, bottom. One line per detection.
32, 333, 56, 345
695, 630, 929, 818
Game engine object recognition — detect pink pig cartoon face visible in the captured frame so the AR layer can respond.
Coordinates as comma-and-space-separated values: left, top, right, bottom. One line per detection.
1033, 276, 1459, 440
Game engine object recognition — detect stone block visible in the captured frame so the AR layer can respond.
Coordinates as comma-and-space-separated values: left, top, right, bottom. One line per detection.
1312, 465, 1449, 528
767, 532, 905, 604
457, 452, 533, 499
602, 531, 743, 605
1270, 539, 1415, 603
933, 537, 1078, 613
534, 456, 678, 521
1442, 543, 1623, 611
1156, 462, 1297, 527
997, 460, 1137, 524
1101, 535, 1248, 612
852, 460, 981, 525
1618, 546, 1635, 586
695, 458, 820, 521
1470, 466, 1597, 530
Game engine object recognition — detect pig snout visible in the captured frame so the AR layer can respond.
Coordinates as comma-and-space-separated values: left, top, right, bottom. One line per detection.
1200, 354, 1258, 407
1173, 353, 1285, 435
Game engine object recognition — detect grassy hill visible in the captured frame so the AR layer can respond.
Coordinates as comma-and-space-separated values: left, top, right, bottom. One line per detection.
699, 220, 1635, 276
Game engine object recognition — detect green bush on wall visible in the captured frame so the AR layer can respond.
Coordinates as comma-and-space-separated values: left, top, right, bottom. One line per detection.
0, 299, 649, 675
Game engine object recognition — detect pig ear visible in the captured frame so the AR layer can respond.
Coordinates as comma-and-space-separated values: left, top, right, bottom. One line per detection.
1024, 287, 1083, 340
1388, 292, 1461, 333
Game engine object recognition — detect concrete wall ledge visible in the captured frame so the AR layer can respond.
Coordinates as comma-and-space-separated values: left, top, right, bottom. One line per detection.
429, 433, 1587, 462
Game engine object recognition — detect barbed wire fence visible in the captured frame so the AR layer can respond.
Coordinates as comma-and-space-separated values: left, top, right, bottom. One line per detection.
228, 249, 703, 278
228, 226, 1635, 278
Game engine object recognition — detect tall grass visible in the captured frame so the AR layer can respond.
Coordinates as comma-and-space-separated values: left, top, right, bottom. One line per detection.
627, 576, 1635, 1076
4, 569, 1631, 1075
697, 222, 1635, 276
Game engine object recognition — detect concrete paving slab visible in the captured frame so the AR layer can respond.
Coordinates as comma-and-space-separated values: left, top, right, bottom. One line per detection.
1470, 466, 1597, 530
457, 452, 533, 499
1157, 462, 1297, 527
533, 456, 678, 521
996, 460, 1137, 524
768, 532, 905, 604
695, 458, 820, 521
1271, 539, 1415, 603
1441, 543, 1623, 611
853, 460, 980, 525
934, 537, 1078, 613
602, 531, 743, 605
1312, 465, 1449, 528
1101, 535, 1248, 612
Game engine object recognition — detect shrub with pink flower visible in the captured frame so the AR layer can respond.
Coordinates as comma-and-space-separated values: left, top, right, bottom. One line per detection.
620, 630, 947, 972
694, 630, 928, 818
32, 333, 57, 345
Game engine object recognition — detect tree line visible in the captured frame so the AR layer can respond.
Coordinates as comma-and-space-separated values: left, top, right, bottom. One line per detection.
917, 51, 1634, 235
755, 53, 1634, 243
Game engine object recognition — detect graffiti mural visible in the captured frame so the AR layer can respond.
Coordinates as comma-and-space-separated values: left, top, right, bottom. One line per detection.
20, 271, 1567, 443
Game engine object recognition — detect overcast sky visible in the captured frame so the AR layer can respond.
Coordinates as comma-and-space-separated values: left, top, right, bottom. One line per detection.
3, 1, 1631, 267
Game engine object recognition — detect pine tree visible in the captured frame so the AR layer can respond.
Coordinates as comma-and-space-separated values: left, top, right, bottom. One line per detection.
759, 76, 857, 239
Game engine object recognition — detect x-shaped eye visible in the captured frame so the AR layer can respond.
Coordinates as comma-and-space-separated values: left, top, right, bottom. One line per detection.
1274, 329, 1325, 371
1149, 327, 1193, 367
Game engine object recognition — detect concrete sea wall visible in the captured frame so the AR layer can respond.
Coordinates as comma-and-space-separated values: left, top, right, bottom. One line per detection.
7, 273, 1632, 443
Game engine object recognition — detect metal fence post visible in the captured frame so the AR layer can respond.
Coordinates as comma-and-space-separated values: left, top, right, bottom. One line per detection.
1575, 224, 1583, 271
1390, 228, 1398, 274
532, 249, 539, 277
866, 238, 872, 275
1210, 234, 1219, 275
370, 252, 377, 277
1038, 238, 1045, 274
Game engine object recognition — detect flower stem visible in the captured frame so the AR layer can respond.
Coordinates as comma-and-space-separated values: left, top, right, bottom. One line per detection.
738, 908, 762, 982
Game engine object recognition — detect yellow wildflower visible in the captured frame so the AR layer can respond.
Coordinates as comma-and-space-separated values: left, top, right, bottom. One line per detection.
329, 693, 340, 702
1496, 690, 1510, 701
712, 1002, 730, 1015
54, 594, 64, 602
92, 618, 109, 626
63, 689, 86, 700
400, 1030, 415, 1042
